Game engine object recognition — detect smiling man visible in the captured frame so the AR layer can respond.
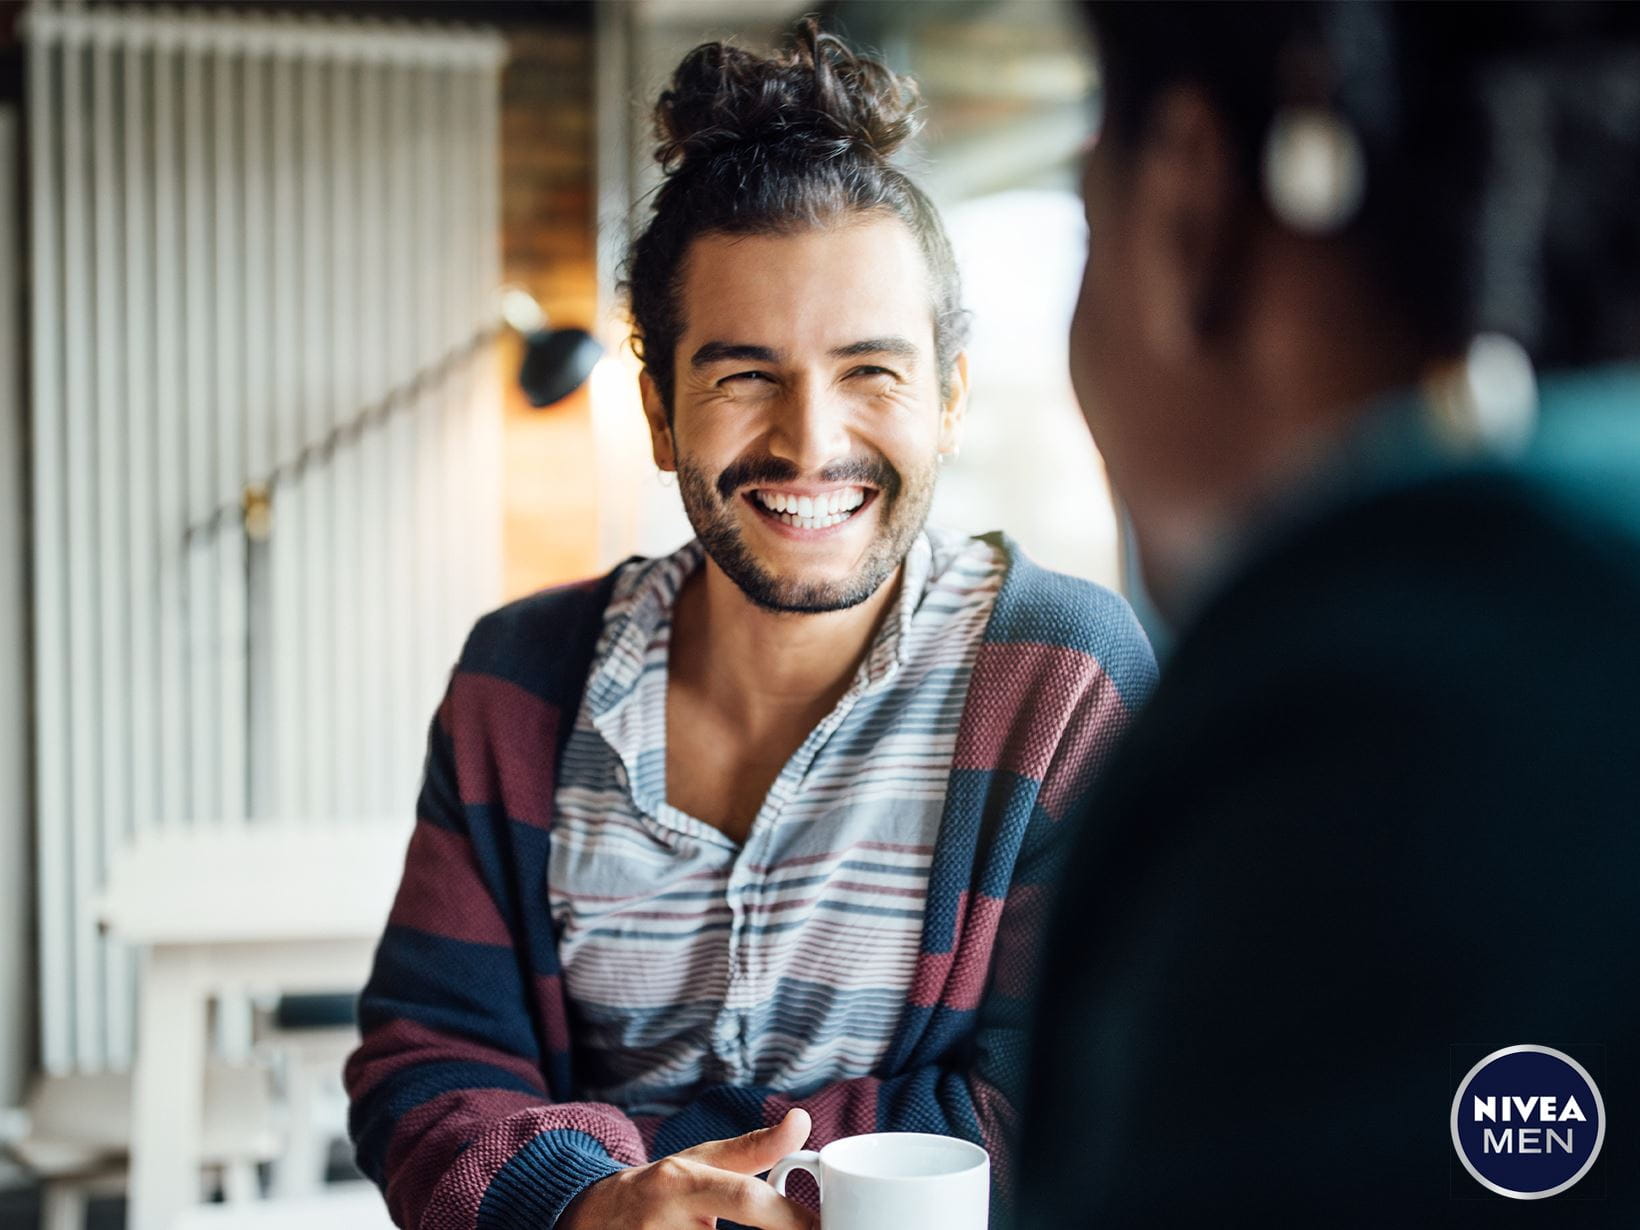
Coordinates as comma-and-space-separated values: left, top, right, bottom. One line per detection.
346, 22, 1153, 1230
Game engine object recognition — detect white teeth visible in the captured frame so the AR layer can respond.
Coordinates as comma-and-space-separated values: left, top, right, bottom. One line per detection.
755, 486, 869, 528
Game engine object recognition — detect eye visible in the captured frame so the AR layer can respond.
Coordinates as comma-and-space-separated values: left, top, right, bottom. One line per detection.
721, 370, 775, 386
848, 365, 898, 381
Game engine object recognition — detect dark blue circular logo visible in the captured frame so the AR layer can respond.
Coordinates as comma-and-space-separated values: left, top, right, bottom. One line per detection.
1451, 1045, 1605, 1199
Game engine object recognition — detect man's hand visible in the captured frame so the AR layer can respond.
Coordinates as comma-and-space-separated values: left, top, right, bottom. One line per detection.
559, 1108, 818, 1230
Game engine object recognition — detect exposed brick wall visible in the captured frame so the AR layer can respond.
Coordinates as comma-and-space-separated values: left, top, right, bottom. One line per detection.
498, 26, 602, 598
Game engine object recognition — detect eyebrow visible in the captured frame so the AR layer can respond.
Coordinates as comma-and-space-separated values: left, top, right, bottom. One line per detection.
690, 341, 782, 367
829, 336, 920, 362
688, 336, 922, 368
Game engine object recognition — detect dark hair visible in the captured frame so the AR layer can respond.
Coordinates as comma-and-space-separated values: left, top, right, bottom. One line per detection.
1082, 1, 1640, 370
624, 19, 969, 412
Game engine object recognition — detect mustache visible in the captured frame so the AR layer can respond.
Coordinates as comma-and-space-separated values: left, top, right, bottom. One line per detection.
715, 455, 903, 503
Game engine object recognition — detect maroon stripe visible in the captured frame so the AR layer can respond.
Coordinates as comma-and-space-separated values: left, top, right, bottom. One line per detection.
405, 1097, 648, 1230
954, 642, 1118, 783
448, 672, 561, 829
765, 1080, 882, 1152
533, 973, 573, 1057
386, 1088, 547, 1230
939, 893, 1004, 1011
907, 891, 1006, 1011
1037, 672, 1130, 819
387, 819, 513, 947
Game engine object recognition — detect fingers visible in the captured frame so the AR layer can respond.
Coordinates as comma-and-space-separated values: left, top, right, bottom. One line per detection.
679, 1107, 812, 1175
671, 1160, 817, 1230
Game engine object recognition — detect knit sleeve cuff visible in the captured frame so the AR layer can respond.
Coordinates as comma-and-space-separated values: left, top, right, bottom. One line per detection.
480, 1128, 626, 1229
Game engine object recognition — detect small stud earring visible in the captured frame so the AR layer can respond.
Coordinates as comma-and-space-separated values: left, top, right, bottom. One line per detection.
1261, 106, 1366, 235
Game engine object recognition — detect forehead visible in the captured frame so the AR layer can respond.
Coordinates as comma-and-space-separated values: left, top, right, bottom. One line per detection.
676, 216, 935, 354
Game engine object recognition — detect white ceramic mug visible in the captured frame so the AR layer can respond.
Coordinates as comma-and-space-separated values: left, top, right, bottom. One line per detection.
766, 1131, 989, 1229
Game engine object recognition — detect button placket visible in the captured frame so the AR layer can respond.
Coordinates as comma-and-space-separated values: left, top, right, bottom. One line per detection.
717, 683, 866, 1082
712, 869, 749, 1079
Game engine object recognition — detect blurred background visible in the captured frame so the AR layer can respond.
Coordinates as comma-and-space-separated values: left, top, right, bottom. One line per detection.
0, 0, 1113, 1226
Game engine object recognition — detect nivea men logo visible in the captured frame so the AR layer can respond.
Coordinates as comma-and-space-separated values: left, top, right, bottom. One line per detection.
1473, 1093, 1586, 1152
1451, 1046, 1605, 1200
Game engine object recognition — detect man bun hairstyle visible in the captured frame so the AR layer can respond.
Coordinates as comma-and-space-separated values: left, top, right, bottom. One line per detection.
654, 24, 919, 172
626, 19, 969, 412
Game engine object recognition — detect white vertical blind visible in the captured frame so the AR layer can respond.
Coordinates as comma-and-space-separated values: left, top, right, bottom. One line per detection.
297, 51, 331, 823
383, 58, 420, 801
181, 35, 218, 833
59, 14, 102, 1069
357, 56, 391, 815
24, 3, 508, 1075
213, 31, 249, 834
153, 37, 188, 862
90, 26, 133, 1068
269, 46, 303, 824
329, 54, 358, 823
120, 22, 159, 1073
243, 47, 274, 820
28, 23, 73, 1076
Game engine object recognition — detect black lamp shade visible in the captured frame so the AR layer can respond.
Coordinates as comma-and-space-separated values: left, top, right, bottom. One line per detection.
519, 327, 604, 408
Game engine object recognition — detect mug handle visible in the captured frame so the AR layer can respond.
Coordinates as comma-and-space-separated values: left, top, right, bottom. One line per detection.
767, 1150, 822, 1199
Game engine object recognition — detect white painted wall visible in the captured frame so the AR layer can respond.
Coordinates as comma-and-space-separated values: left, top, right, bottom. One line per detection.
0, 105, 36, 1173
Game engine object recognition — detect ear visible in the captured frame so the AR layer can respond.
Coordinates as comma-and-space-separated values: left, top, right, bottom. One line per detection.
938, 351, 970, 457
639, 368, 677, 471
1128, 86, 1242, 362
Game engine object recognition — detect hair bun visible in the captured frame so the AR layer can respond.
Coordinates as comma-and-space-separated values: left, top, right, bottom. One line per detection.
655, 19, 921, 173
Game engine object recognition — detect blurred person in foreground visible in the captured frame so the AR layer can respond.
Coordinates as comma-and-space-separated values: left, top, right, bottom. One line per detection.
1020, 2, 1640, 1224
346, 21, 1153, 1230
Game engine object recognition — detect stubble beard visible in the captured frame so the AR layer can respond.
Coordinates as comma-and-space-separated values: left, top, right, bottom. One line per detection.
674, 453, 938, 614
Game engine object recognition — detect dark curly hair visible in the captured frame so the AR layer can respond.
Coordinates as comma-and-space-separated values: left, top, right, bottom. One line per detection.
623, 19, 970, 414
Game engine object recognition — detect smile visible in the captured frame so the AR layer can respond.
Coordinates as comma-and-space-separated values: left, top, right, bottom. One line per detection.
746, 485, 873, 532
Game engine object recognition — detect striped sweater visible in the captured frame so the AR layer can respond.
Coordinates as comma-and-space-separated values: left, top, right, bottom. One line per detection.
345, 533, 1155, 1230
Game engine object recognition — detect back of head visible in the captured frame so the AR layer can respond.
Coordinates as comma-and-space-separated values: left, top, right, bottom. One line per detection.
1082, 0, 1640, 370
625, 20, 967, 408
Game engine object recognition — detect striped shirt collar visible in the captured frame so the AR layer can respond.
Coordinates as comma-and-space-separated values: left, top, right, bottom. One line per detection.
582, 532, 937, 760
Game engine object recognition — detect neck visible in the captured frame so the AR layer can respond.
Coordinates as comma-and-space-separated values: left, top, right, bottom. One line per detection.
669, 552, 905, 729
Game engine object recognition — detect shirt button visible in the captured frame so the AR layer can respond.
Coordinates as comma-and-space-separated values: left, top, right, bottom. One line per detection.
613, 763, 629, 789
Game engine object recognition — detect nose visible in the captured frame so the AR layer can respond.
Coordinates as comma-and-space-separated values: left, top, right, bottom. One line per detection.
765, 378, 853, 474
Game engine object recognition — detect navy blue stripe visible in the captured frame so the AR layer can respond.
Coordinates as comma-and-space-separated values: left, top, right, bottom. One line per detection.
360, 926, 542, 1063
458, 569, 626, 708
476, 1129, 622, 1230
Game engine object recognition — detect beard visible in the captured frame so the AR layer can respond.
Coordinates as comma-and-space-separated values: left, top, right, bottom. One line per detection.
674, 450, 937, 614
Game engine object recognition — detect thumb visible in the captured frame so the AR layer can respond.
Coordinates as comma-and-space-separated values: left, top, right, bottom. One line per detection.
679, 1107, 812, 1175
